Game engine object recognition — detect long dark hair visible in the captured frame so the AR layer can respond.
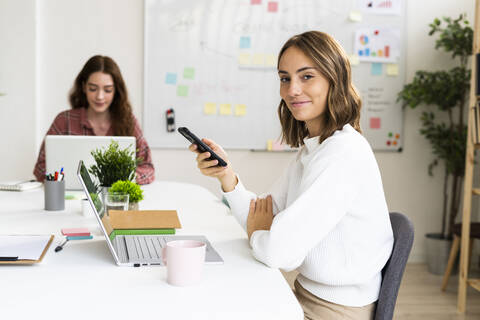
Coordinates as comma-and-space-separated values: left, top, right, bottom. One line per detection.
69, 55, 134, 136
277, 31, 362, 147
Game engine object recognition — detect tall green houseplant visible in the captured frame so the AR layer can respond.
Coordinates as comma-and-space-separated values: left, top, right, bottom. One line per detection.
398, 14, 472, 240
89, 140, 141, 187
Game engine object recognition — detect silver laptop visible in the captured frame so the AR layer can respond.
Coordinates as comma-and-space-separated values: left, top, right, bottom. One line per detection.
77, 160, 224, 267
46, 135, 136, 190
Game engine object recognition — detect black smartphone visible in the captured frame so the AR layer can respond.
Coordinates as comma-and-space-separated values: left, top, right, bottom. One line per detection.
178, 127, 228, 167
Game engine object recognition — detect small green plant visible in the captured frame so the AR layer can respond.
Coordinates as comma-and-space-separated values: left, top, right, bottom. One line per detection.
109, 180, 144, 203
398, 14, 472, 239
89, 140, 142, 187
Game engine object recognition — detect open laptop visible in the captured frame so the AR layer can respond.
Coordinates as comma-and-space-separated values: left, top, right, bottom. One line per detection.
46, 135, 136, 190
77, 160, 224, 267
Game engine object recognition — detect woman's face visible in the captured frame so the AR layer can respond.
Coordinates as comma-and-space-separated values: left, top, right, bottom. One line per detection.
83, 71, 115, 114
278, 46, 329, 136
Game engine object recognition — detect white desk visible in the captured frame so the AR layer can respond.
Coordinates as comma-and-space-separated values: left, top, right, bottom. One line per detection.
0, 181, 303, 320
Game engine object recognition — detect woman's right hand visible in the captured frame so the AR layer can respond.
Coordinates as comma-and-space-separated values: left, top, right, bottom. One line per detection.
188, 138, 238, 192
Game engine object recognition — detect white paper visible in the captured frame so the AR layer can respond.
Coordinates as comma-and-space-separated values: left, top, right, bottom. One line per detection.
0, 235, 51, 260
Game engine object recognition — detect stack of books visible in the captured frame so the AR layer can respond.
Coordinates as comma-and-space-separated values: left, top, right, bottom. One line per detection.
101, 210, 182, 241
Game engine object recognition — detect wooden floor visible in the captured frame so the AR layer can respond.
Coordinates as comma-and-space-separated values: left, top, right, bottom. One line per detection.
281, 263, 480, 319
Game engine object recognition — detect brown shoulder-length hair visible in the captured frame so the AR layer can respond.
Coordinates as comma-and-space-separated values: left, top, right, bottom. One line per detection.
69, 55, 134, 136
277, 31, 362, 147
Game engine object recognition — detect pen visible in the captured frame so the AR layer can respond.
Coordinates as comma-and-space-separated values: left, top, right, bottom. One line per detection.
55, 238, 69, 252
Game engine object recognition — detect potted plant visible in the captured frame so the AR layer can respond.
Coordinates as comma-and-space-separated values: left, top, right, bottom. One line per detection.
89, 140, 140, 187
398, 14, 472, 274
109, 180, 144, 210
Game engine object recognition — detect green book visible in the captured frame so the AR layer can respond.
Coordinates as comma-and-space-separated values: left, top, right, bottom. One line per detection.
109, 229, 175, 241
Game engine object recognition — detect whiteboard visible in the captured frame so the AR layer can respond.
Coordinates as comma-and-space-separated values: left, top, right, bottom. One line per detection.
144, 0, 405, 151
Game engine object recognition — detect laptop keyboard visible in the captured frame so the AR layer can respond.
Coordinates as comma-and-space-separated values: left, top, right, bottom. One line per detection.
114, 235, 224, 265
125, 236, 167, 261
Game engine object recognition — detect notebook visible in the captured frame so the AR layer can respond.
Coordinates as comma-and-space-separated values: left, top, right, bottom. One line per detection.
0, 180, 42, 192
77, 160, 224, 267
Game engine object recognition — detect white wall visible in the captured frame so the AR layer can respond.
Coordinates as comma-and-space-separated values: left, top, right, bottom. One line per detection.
0, 0, 37, 179
1, 0, 476, 262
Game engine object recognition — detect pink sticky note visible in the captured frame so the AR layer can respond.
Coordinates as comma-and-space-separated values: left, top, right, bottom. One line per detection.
370, 117, 381, 129
251, 0, 261, 4
267, 1, 278, 12
62, 228, 91, 236
272, 140, 284, 151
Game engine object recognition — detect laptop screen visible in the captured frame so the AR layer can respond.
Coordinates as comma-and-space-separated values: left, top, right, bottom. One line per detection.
47, 135, 136, 190
78, 161, 105, 218
77, 160, 122, 264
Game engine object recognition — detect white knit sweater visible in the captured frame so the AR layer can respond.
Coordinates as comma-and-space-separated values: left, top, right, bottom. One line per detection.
222, 124, 394, 307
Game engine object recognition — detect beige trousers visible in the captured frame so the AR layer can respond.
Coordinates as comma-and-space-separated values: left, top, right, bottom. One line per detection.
294, 280, 376, 320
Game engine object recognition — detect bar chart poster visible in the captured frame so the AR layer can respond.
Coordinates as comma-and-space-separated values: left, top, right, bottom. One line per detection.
357, 0, 402, 15
354, 27, 400, 63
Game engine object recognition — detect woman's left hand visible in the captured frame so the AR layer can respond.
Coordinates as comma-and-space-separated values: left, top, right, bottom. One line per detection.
247, 195, 273, 240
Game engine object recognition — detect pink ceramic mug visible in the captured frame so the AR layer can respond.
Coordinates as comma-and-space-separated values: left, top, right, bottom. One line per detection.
162, 240, 206, 286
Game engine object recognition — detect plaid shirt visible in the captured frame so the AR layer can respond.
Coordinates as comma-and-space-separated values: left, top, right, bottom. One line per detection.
33, 108, 155, 185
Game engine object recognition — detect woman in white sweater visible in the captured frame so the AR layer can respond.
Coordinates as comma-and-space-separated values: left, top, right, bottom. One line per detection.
189, 31, 394, 320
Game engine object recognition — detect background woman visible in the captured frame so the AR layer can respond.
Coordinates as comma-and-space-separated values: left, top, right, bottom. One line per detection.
189, 31, 393, 319
34, 55, 154, 185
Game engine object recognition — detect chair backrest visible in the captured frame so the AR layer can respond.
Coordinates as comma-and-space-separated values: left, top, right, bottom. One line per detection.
375, 212, 414, 320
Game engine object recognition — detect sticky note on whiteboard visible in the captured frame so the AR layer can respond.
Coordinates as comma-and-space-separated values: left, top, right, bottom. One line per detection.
235, 104, 247, 116
272, 140, 285, 151
348, 54, 360, 66
240, 36, 251, 49
204, 103, 216, 115
370, 117, 381, 129
183, 67, 195, 79
252, 53, 265, 65
265, 54, 277, 66
266, 140, 273, 151
238, 53, 251, 66
177, 85, 189, 97
220, 104, 232, 115
165, 73, 177, 85
349, 11, 362, 22
268, 1, 278, 12
386, 63, 399, 76
371, 63, 382, 76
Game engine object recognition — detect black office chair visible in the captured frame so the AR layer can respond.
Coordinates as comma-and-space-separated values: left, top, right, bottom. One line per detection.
375, 212, 414, 320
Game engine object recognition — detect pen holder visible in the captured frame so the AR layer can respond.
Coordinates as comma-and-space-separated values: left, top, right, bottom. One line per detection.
44, 180, 65, 211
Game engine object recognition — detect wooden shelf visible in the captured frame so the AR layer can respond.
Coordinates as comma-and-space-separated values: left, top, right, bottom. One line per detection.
467, 278, 480, 291
472, 188, 480, 195
474, 143, 480, 149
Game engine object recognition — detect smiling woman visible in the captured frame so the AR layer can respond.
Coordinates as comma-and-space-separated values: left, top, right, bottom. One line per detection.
187, 31, 393, 320
33, 55, 155, 185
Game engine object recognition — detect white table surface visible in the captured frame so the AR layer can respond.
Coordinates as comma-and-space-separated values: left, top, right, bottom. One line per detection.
0, 181, 303, 320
